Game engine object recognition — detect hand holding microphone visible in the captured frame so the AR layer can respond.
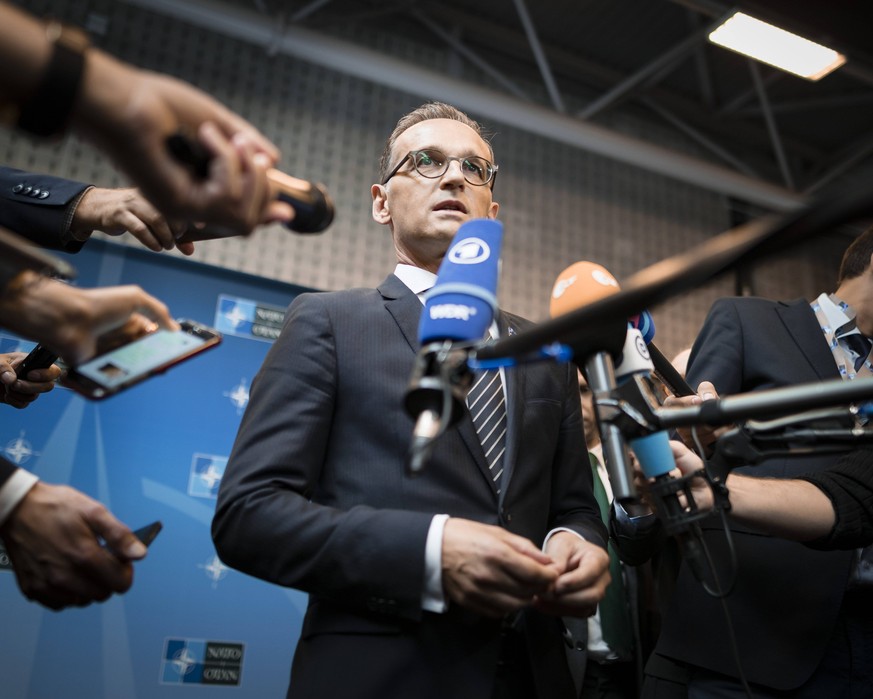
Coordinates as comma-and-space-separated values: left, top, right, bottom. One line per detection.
165, 133, 334, 241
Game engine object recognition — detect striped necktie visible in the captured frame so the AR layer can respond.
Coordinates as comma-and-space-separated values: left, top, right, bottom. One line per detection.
467, 367, 507, 492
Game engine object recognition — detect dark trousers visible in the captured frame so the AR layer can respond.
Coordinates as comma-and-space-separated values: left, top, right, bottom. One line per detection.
582, 659, 638, 699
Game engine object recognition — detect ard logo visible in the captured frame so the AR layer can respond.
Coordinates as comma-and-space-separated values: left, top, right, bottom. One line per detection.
161, 639, 244, 686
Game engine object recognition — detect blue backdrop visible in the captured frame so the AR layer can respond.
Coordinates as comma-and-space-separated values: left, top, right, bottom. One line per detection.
0, 240, 315, 697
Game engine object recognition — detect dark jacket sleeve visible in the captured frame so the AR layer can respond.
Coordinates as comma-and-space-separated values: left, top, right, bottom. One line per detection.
0, 167, 91, 252
800, 447, 873, 550
1, 455, 19, 488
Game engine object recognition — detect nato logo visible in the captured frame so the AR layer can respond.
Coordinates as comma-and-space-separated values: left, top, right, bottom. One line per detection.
448, 237, 490, 264
223, 378, 250, 414
3, 430, 40, 465
215, 294, 286, 342
216, 296, 256, 335
161, 638, 244, 686
198, 553, 230, 588
187, 454, 227, 499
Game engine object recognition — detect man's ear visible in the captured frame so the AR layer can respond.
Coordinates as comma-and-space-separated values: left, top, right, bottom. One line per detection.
372, 184, 391, 224
487, 200, 500, 220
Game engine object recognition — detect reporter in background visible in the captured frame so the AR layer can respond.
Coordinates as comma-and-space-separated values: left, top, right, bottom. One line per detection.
577, 371, 647, 699
638, 228, 873, 698
0, 1, 293, 234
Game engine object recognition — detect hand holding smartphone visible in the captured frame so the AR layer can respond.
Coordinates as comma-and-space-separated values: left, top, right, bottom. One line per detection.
132, 521, 163, 548
61, 319, 221, 399
15, 344, 59, 379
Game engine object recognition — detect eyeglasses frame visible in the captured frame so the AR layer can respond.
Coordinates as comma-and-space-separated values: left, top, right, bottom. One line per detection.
381, 149, 498, 189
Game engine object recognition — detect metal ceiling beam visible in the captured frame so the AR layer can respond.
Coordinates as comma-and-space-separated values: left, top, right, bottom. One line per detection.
640, 97, 760, 177
735, 92, 873, 117
410, 9, 532, 102
803, 134, 873, 195
578, 21, 714, 120
511, 0, 565, 113
749, 60, 794, 189
688, 12, 716, 108
291, 0, 334, 23
122, 0, 804, 211
411, 2, 825, 163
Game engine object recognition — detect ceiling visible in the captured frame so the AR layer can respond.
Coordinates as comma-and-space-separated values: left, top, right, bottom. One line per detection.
133, 0, 873, 216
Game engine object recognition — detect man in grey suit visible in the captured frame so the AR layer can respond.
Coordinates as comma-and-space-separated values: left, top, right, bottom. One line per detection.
212, 102, 610, 699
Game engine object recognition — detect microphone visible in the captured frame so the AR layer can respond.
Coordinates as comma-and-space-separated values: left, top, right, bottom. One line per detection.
564, 264, 708, 580
166, 133, 335, 238
404, 218, 503, 475
548, 261, 707, 572
549, 261, 635, 500
630, 311, 695, 397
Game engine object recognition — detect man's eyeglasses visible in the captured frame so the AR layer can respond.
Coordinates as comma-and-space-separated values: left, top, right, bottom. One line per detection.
381, 149, 498, 188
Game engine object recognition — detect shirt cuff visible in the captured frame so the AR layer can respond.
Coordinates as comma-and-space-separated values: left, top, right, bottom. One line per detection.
0, 468, 39, 527
422, 513, 450, 613
543, 526, 586, 549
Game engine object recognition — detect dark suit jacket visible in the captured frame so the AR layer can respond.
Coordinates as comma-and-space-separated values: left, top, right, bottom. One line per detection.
213, 274, 607, 699
0, 456, 18, 489
647, 296, 856, 690
0, 166, 90, 252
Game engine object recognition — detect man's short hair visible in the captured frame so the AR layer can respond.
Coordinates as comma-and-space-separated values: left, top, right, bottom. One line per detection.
378, 102, 494, 184
838, 225, 873, 284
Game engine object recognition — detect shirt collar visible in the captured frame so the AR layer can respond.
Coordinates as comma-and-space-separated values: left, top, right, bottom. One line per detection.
393, 263, 501, 338
394, 263, 436, 301
815, 292, 860, 338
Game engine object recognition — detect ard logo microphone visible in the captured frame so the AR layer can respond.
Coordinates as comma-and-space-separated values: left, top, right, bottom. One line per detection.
406, 218, 503, 474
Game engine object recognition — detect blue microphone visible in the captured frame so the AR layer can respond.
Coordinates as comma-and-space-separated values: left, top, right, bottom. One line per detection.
405, 219, 504, 474
418, 219, 502, 343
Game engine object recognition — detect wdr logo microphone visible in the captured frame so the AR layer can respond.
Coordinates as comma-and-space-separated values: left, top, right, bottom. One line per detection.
419, 219, 502, 344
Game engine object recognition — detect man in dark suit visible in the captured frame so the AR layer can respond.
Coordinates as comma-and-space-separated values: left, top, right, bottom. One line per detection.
639, 229, 873, 697
212, 102, 610, 699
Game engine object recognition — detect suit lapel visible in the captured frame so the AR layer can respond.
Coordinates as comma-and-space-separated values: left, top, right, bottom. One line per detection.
379, 274, 422, 354
776, 299, 841, 380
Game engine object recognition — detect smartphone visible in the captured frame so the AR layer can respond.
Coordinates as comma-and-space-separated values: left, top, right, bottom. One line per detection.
61, 319, 221, 399
15, 344, 60, 379
100, 521, 162, 553
132, 521, 163, 548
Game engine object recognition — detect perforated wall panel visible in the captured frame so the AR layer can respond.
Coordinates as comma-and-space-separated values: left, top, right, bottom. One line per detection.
2, 0, 846, 358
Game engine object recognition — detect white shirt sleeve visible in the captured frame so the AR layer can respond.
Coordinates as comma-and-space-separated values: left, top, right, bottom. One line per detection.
421, 513, 450, 613
0, 468, 38, 527
543, 526, 586, 549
